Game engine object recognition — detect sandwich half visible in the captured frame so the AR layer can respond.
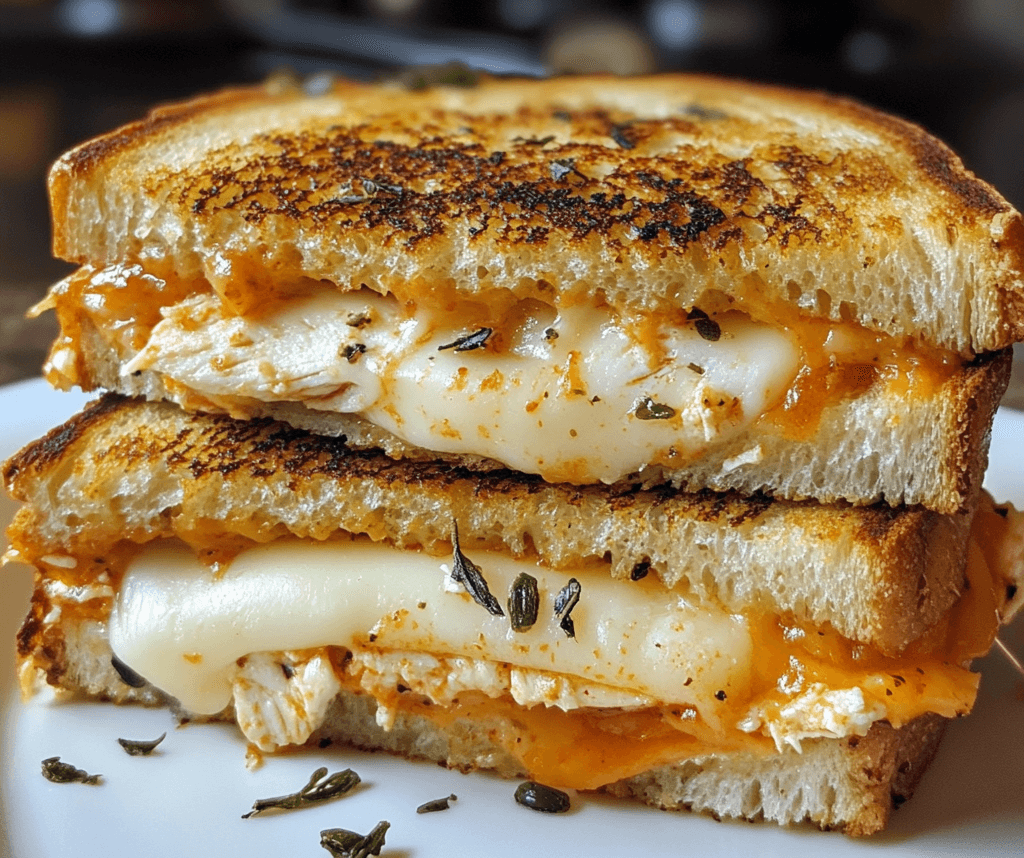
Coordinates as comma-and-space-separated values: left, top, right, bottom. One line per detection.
5, 394, 1023, 835
33, 73, 1024, 513
6, 72, 1024, 837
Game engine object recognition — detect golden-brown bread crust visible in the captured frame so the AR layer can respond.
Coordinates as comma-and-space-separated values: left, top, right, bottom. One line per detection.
5, 394, 975, 654
48, 74, 1024, 354
604, 711, 946, 835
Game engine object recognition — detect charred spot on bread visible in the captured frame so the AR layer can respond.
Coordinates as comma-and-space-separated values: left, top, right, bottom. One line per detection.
3, 394, 123, 488
172, 122, 854, 256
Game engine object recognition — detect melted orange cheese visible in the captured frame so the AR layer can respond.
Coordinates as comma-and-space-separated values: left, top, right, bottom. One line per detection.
760, 317, 960, 440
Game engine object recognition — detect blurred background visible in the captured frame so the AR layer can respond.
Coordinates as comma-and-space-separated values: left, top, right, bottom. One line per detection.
0, 0, 1022, 404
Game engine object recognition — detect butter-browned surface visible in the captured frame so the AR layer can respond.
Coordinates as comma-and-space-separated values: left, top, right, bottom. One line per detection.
2, 393, 122, 480
5, 395, 973, 653
48, 74, 1024, 354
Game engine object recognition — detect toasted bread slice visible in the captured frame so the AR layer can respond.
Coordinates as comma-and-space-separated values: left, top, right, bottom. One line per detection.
2, 394, 985, 654
48, 74, 1024, 354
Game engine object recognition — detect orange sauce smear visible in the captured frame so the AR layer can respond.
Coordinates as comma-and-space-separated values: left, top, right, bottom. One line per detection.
699, 283, 965, 440
36, 264, 198, 389
760, 322, 961, 442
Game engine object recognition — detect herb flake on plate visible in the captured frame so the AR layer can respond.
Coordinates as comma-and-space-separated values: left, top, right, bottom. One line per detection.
41, 757, 101, 785
320, 820, 390, 857
417, 793, 457, 813
242, 767, 360, 818
514, 780, 571, 813
117, 733, 166, 756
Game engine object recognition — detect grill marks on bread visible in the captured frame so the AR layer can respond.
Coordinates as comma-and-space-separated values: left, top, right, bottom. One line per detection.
836, 97, 1008, 217
176, 110, 874, 254
6, 393, 778, 520
2, 394, 122, 484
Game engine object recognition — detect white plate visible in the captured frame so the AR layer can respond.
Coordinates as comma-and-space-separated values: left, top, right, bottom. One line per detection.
1, 379, 1022, 857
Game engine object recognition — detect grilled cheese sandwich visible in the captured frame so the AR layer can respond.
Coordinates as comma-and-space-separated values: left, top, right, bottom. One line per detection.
7, 72, 1024, 836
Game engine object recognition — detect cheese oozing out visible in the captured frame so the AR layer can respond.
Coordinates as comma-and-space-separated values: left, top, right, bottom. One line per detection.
107, 532, 990, 763
118, 288, 800, 483
109, 538, 753, 719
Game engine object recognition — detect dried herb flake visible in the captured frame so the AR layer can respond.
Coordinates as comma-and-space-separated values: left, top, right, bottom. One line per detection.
609, 123, 636, 150
548, 159, 575, 181
682, 103, 728, 120
358, 177, 404, 195
508, 573, 540, 632
629, 560, 651, 581
41, 757, 101, 785
634, 397, 676, 420
514, 781, 571, 813
554, 578, 581, 639
417, 793, 457, 813
320, 821, 390, 858
111, 654, 147, 688
242, 767, 360, 818
438, 327, 492, 352
687, 308, 721, 341
449, 523, 505, 617
117, 733, 166, 756
329, 194, 371, 206
346, 312, 372, 328
343, 343, 367, 363
514, 134, 555, 146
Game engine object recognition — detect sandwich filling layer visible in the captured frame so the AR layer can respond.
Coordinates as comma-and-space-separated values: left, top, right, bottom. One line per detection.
119, 291, 798, 485
95, 520, 1007, 788
38, 263, 963, 487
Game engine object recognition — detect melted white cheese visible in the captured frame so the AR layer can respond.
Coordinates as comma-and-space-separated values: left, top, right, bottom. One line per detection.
109, 538, 752, 718
122, 290, 799, 483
